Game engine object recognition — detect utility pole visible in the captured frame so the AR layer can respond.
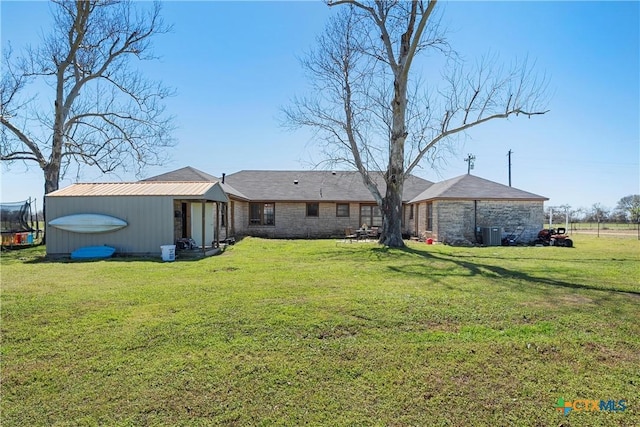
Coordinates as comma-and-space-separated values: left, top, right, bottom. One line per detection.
507, 149, 513, 187
465, 154, 476, 175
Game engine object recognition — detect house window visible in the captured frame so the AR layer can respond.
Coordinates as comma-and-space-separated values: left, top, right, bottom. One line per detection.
426, 202, 433, 231
409, 205, 414, 220
249, 203, 275, 226
336, 203, 350, 217
360, 204, 382, 227
306, 203, 319, 217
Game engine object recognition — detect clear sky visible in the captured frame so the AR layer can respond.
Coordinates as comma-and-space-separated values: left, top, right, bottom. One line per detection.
1, 1, 638, 213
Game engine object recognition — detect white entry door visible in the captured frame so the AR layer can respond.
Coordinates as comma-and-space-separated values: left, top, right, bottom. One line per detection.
190, 203, 215, 247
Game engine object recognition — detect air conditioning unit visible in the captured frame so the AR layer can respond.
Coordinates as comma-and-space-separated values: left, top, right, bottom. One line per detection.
481, 226, 502, 246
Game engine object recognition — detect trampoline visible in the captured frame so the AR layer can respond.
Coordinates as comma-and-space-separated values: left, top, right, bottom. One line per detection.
1, 198, 42, 248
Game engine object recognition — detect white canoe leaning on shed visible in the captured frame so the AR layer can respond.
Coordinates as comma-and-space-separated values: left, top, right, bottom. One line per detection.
48, 213, 128, 234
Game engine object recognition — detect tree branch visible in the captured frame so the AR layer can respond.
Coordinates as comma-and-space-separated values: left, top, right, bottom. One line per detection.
405, 107, 549, 175
0, 116, 47, 167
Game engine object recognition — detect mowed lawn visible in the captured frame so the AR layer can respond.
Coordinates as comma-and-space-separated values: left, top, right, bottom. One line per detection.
1, 236, 638, 426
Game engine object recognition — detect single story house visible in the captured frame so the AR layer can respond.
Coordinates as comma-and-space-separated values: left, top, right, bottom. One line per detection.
408, 174, 548, 245
45, 181, 228, 257
45, 166, 548, 256
144, 167, 433, 239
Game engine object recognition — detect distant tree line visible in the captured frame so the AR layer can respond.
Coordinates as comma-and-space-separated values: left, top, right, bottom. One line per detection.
545, 195, 640, 225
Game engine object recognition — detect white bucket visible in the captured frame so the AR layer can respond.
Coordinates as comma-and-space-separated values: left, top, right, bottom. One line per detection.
161, 244, 176, 261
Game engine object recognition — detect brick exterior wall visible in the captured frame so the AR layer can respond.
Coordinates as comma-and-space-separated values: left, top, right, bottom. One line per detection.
233, 202, 364, 238
402, 204, 415, 237
413, 200, 544, 245
229, 198, 543, 243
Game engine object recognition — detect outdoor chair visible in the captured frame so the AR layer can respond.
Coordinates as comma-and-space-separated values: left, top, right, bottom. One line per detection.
367, 227, 379, 239
344, 227, 357, 243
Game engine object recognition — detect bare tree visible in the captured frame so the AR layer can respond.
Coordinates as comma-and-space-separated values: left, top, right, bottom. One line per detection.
1, 0, 175, 216
590, 203, 610, 223
283, 0, 548, 247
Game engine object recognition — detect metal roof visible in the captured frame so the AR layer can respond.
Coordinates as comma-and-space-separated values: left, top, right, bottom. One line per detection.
47, 181, 229, 202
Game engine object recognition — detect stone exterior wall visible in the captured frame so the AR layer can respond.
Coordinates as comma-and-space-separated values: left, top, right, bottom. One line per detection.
412, 200, 544, 245
435, 200, 476, 244
475, 200, 544, 243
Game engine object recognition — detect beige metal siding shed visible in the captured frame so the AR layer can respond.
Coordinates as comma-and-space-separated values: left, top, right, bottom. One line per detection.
46, 181, 228, 257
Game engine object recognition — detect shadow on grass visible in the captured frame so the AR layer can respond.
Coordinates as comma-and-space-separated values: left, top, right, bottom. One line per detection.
385, 246, 640, 298
434, 252, 639, 264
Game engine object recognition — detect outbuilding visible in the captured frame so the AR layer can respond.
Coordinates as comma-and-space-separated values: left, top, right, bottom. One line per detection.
45, 181, 228, 258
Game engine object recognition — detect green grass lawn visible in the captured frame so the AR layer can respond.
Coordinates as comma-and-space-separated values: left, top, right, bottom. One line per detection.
2, 236, 639, 426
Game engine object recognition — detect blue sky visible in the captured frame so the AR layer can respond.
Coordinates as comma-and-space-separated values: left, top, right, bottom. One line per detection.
1, 1, 638, 213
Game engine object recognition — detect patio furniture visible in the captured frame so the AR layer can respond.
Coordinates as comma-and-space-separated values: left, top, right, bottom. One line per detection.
367, 227, 379, 239
344, 227, 358, 243
355, 228, 369, 241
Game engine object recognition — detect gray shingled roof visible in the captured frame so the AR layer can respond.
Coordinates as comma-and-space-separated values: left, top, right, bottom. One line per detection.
143, 166, 249, 200
143, 166, 219, 182
144, 167, 544, 203
224, 170, 434, 202
409, 174, 548, 202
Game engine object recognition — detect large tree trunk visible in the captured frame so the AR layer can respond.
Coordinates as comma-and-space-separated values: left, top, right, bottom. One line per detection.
42, 109, 65, 220
380, 178, 405, 247
382, 64, 408, 247
43, 163, 60, 194
42, 162, 61, 244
